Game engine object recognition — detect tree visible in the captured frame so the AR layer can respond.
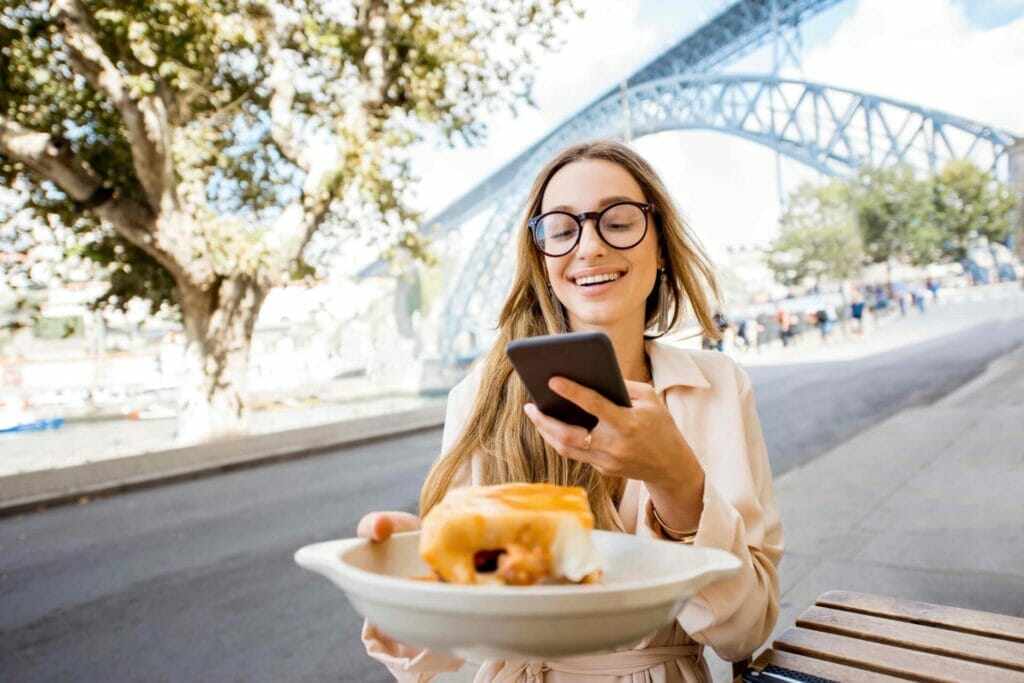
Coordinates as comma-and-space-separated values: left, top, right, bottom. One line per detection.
767, 179, 864, 287
853, 165, 941, 272
1, 183, 113, 335
931, 159, 1016, 260
0, 0, 577, 443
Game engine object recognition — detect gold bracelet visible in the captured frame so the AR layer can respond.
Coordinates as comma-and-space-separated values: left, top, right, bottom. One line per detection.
652, 506, 699, 543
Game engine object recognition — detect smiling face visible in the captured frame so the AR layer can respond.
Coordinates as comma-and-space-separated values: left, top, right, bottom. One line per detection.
540, 158, 661, 335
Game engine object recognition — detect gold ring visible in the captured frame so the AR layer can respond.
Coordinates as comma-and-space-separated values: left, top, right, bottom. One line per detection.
583, 431, 592, 451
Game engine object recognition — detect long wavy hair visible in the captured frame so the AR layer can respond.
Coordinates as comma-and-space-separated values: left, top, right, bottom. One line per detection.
420, 140, 721, 530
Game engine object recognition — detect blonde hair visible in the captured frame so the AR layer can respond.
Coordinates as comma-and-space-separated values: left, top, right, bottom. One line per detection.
420, 140, 721, 530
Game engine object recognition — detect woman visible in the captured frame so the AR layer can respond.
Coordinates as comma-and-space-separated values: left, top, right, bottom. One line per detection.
359, 140, 783, 682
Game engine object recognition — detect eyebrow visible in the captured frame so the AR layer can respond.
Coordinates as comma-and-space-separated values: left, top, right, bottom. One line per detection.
546, 196, 641, 213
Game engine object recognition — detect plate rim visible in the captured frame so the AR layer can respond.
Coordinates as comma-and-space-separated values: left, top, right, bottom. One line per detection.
295, 530, 742, 601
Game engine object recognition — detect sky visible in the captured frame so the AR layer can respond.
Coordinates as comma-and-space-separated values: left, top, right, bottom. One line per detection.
397, 0, 1024, 266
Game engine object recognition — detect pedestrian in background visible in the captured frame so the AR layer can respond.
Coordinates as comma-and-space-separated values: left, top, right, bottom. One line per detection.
814, 307, 832, 343
712, 309, 729, 352
776, 304, 792, 348
851, 296, 866, 335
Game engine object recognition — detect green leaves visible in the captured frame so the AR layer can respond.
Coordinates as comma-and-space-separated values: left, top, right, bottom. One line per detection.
853, 165, 939, 267
769, 160, 1019, 286
86, 231, 177, 312
2, 0, 579, 315
932, 159, 1016, 260
768, 179, 864, 286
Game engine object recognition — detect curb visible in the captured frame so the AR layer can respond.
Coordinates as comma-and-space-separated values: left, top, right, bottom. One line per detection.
0, 403, 447, 517
936, 343, 1024, 408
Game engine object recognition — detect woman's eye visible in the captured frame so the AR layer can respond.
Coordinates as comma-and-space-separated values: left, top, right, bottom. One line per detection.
543, 221, 577, 241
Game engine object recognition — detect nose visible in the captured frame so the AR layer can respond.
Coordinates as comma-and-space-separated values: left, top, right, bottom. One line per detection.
575, 218, 606, 259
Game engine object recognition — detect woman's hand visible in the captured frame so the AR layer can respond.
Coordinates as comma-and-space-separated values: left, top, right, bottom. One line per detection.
523, 377, 705, 530
523, 377, 695, 483
357, 511, 421, 542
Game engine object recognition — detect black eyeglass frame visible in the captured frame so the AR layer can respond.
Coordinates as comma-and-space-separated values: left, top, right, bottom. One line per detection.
527, 200, 655, 257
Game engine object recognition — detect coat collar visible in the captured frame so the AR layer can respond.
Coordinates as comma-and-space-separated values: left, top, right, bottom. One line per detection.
644, 338, 711, 392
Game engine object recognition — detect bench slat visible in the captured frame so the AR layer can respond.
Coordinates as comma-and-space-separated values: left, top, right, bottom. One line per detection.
815, 591, 1024, 643
774, 626, 1023, 683
797, 605, 1024, 671
743, 649, 906, 682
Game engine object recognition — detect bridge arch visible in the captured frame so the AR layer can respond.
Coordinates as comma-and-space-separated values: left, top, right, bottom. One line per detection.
623, 74, 1013, 177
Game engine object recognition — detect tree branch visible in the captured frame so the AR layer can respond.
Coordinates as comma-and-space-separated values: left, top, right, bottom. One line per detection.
264, 1, 400, 278
0, 115, 104, 202
265, 157, 339, 277
357, 0, 389, 115
0, 115, 213, 289
267, 33, 308, 171
49, 0, 172, 209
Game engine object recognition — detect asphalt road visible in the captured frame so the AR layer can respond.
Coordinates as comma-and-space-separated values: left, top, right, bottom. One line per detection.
3, 296, 1024, 682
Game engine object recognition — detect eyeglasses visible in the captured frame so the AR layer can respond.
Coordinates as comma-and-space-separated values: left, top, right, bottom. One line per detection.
528, 201, 654, 257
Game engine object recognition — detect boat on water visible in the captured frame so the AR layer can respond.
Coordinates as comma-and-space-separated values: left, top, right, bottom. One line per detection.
0, 408, 65, 434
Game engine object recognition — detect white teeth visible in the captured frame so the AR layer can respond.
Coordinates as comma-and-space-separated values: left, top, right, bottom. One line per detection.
574, 273, 621, 286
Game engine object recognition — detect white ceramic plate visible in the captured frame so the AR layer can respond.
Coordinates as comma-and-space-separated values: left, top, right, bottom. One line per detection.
295, 530, 741, 660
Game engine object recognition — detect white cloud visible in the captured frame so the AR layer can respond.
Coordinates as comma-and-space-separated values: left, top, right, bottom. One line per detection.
408, 1, 705, 215
633, 131, 822, 257
986, 0, 1024, 10
528, 1, 655, 121
802, 0, 1024, 131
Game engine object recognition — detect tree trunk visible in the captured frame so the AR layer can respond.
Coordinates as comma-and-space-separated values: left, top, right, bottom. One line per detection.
177, 275, 267, 445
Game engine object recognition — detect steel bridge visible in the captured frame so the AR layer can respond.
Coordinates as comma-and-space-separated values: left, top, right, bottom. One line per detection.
429, 0, 1020, 359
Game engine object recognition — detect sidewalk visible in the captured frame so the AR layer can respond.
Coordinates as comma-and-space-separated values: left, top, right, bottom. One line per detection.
703, 342, 1024, 681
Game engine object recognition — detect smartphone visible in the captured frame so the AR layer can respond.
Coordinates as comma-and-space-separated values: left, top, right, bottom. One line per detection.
506, 332, 631, 430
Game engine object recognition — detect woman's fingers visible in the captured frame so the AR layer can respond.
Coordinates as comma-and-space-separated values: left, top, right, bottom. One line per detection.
524, 403, 603, 464
357, 512, 392, 541
374, 515, 395, 541
524, 403, 588, 448
547, 377, 622, 424
389, 512, 421, 533
357, 511, 420, 542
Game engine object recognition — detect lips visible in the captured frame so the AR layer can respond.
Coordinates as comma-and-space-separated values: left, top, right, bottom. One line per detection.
571, 271, 624, 287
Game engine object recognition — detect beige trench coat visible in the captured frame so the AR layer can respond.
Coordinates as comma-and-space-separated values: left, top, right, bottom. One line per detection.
363, 339, 784, 682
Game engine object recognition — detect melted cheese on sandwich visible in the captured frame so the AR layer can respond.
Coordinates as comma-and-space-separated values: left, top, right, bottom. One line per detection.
419, 483, 601, 585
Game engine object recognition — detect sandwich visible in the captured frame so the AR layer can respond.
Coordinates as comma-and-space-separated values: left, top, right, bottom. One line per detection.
419, 483, 602, 585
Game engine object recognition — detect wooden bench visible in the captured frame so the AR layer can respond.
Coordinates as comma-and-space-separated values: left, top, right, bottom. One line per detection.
737, 590, 1024, 682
